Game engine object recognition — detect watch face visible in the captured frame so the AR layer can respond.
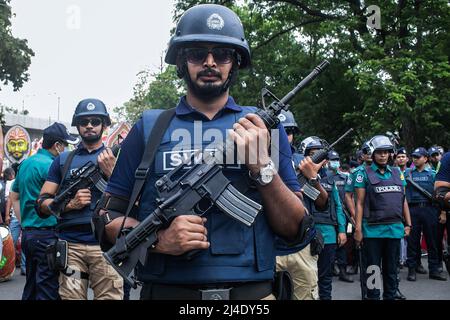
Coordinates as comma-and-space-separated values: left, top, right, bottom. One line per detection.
261, 167, 274, 184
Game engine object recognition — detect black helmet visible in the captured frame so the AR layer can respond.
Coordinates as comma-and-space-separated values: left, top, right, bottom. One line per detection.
72, 98, 111, 126
165, 4, 251, 69
278, 110, 300, 133
361, 141, 372, 155
301, 136, 324, 156
328, 150, 340, 161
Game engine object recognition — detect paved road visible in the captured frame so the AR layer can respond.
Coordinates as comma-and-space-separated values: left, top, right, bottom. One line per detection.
332, 258, 450, 300
1, 258, 449, 300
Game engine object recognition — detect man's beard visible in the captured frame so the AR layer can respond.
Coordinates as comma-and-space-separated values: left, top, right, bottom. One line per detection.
185, 68, 227, 102
80, 129, 103, 144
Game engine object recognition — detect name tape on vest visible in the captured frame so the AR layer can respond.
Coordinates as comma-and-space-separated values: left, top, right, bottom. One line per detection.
375, 185, 402, 193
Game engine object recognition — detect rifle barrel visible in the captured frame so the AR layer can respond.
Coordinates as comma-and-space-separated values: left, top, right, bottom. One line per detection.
280, 60, 330, 105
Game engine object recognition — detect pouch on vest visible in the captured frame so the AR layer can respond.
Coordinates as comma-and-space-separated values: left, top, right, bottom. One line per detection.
310, 230, 324, 256
273, 270, 293, 300
46, 240, 68, 271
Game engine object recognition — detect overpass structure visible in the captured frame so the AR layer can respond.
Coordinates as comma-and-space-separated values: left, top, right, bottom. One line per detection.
2, 113, 79, 141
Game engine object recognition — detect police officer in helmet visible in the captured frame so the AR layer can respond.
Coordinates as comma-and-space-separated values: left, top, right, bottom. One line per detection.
99, 4, 306, 300
327, 150, 354, 283
353, 135, 412, 300
38, 98, 124, 300
275, 114, 322, 300
301, 138, 347, 300
278, 110, 303, 173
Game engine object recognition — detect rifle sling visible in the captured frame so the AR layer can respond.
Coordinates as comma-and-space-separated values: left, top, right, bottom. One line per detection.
121, 108, 176, 232
406, 171, 432, 200
57, 150, 77, 194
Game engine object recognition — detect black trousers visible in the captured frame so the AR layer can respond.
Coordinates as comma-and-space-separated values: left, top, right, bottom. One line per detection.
318, 244, 337, 300
437, 211, 450, 264
21, 230, 60, 300
363, 238, 400, 300
406, 206, 440, 272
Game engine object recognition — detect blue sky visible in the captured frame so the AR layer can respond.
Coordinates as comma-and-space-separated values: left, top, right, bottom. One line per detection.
0, 0, 176, 123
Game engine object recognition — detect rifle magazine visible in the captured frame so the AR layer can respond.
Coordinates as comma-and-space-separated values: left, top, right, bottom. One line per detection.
215, 184, 262, 227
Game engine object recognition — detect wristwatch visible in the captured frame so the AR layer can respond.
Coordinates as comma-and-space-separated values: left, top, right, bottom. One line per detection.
308, 174, 321, 185
249, 160, 276, 186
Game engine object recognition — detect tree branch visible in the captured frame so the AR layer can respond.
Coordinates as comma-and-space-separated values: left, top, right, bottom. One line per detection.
253, 19, 324, 51
272, 0, 342, 19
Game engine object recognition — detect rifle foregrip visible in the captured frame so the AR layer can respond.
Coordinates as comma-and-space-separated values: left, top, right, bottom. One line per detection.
310, 149, 329, 164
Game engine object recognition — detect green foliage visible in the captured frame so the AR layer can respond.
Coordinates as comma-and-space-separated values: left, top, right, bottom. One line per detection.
114, 66, 183, 124
123, 0, 450, 157
0, 0, 34, 91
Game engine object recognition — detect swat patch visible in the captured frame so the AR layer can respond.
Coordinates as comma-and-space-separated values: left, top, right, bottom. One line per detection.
355, 174, 364, 183
375, 186, 402, 193
207, 13, 225, 31
162, 148, 241, 171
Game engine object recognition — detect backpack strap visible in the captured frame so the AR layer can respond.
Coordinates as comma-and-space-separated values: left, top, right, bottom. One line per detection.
119, 108, 176, 233
56, 150, 77, 194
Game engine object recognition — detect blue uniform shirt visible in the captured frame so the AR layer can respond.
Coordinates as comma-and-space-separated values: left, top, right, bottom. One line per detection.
405, 166, 435, 203
354, 163, 406, 239
436, 152, 450, 183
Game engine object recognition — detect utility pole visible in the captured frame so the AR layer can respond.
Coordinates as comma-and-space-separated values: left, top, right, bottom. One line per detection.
57, 96, 61, 121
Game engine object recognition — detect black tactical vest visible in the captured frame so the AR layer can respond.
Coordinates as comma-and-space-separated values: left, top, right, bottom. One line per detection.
304, 176, 337, 226
363, 166, 404, 225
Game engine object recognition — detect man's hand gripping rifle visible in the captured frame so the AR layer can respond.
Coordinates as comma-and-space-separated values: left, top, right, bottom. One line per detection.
48, 162, 108, 216
103, 61, 331, 288
48, 144, 120, 216
297, 130, 354, 201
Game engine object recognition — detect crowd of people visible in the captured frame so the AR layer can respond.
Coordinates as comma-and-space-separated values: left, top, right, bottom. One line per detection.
1, 4, 449, 301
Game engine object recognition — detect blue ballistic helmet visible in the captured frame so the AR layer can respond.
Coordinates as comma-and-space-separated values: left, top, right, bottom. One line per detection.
302, 137, 324, 157
72, 98, 111, 127
368, 135, 394, 154
278, 110, 300, 134
165, 4, 251, 69
328, 150, 340, 161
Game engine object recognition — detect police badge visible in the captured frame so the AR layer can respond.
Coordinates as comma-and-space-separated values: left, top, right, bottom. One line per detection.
207, 13, 225, 31
355, 174, 364, 184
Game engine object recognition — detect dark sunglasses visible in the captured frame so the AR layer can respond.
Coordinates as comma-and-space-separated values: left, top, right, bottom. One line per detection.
78, 118, 103, 127
183, 47, 236, 65
285, 128, 296, 135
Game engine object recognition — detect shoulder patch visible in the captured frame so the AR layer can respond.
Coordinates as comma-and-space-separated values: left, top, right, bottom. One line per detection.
355, 174, 364, 183
346, 176, 353, 185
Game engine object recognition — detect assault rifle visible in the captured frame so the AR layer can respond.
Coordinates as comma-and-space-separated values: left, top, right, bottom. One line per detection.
297, 129, 354, 201
405, 174, 433, 202
103, 61, 331, 288
49, 144, 121, 216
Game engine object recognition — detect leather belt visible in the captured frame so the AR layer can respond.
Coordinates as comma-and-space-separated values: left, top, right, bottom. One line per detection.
23, 227, 55, 231
58, 224, 93, 233
409, 202, 433, 208
149, 281, 273, 300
